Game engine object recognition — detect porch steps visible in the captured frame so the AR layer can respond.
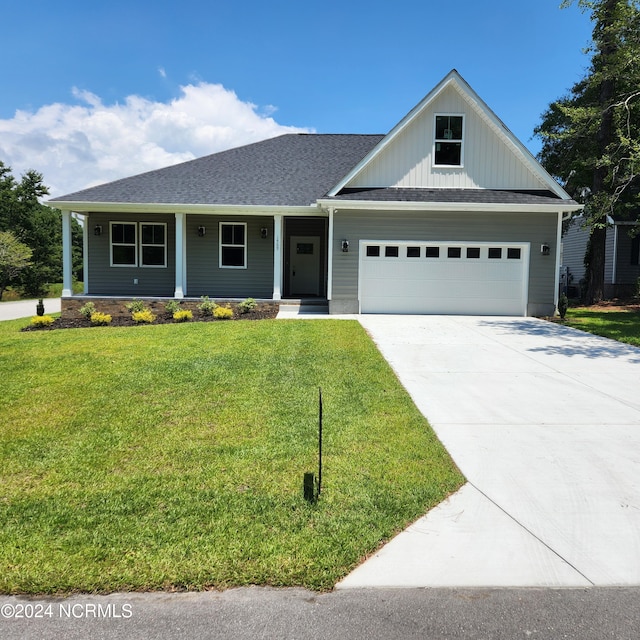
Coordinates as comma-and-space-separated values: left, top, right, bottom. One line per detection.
276, 302, 329, 318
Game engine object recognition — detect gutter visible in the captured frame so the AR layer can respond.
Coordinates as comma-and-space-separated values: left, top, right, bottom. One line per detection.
44, 201, 323, 216
317, 198, 583, 214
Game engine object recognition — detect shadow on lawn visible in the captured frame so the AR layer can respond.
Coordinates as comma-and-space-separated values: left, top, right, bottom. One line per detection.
478, 318, 640, 364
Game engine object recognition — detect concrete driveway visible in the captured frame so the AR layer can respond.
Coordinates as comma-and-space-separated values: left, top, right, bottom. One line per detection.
0, 298, 61, 320
339, 315, 640, 588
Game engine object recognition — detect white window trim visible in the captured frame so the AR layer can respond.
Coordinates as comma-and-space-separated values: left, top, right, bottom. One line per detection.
433, 113, 465, 168
110, 221, 137, 267
219, 222, 247, 269
140, 222, 167, 268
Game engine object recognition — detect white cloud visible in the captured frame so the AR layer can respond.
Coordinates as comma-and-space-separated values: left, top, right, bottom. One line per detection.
0, 83, 312, 198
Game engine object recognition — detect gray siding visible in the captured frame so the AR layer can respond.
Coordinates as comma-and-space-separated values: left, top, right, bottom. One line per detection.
561, 216, 589, 286
87, 212, 175, 296
186, 215, 274, 298
614, 227, 640, 285
604, 227, 615, 285
332, 209, 559, 314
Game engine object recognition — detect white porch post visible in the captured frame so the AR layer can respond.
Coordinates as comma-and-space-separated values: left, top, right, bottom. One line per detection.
327, 208, 334, 301
82, 215, 88, 294
174, 213, 186, 298
61, 210, 73, 297
273, 214, 282, 300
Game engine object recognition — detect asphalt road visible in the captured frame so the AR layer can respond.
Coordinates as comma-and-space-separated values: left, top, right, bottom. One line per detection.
1, 587, 639, 640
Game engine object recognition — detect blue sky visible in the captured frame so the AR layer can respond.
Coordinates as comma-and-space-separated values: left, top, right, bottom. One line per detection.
1, 0, 594, 197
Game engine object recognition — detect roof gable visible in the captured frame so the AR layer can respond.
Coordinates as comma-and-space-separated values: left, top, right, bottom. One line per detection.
329, 70, 570, 200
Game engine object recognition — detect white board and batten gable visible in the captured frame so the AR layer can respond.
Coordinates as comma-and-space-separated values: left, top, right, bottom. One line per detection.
329, 69, 570, 200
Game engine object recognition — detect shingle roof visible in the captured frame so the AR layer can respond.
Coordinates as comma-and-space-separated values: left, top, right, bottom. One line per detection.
50, 134, 385, 207
328, 187, 575, 206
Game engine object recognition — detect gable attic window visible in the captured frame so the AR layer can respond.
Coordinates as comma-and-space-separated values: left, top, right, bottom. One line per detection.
220, 222, 247, 268
434, 114, 464, 166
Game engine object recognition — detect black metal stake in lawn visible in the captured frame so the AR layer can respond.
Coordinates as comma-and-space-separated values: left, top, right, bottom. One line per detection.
303, 387, 323, 503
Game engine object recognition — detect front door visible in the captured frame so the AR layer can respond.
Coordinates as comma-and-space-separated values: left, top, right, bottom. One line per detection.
289, 236, 320, 296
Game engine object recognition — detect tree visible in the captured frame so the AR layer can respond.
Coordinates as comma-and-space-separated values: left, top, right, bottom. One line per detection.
0, 231, 32, 300
535, 0, 640, 303
0, 161, 83, 297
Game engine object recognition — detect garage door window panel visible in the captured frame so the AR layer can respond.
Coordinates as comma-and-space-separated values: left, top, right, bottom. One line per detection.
507, 248, 522, 260
425, 246, 440, 258
466, 247, 480, 259
366, 245, 381, 257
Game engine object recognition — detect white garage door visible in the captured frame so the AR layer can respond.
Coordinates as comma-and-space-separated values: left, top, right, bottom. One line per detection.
359, 241, 529, 315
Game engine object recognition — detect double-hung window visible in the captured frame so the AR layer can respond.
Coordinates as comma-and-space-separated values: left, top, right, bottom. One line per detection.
220, 222, 246, 268
110, 222, 137, 266
434, 114, 464, 166
110, 222, 167, 267
140, 223, 167, 267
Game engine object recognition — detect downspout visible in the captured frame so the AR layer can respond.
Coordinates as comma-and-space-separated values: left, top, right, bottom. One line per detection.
554, 210, 566, 311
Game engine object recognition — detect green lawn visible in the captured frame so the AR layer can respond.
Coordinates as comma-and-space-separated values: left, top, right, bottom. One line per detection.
0, 282, 84, 301
0, 318, 463, 594
564, 307, 640, 347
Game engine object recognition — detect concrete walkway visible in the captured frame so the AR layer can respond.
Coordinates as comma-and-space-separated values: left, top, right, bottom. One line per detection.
338, 315, 640, 588
0, 298, 61, 320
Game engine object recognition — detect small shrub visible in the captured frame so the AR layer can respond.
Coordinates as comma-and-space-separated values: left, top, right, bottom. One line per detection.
173, 309, 193, 323
132, 309, 156, 324
213, 305, 233, 320
79, 301, 96, 319
198, 296, 218, 316
164, 300, 181, 315
30, 315, 54, 327
558, 293, 569, 320
125, 299, 147, 313
90, 312, 112, 326
237, 297, 257, 314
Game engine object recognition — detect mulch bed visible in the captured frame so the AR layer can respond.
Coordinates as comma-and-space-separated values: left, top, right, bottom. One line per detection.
22, 303, 280, 331
580, 299, 640, 312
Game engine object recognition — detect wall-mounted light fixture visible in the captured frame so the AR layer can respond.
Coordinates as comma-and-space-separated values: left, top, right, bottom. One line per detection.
540, 243, 550, 256
94, 225, 102, 236
260, 227, 268, 239
341, 239, 349, 253
198, 226, 206, 237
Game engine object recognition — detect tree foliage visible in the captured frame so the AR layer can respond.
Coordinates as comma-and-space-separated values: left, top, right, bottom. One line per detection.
0, 161, 82, 298
535, 0, 640, 303
0, 231, 32, 299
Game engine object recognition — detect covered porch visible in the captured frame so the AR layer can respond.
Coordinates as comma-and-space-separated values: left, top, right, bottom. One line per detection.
59, 209, 328, 302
